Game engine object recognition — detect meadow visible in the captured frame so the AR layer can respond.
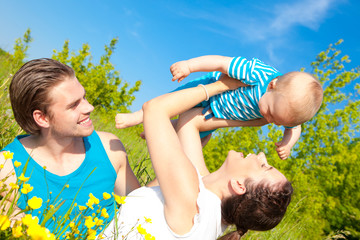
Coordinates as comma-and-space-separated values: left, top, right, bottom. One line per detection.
0, 30, 359, 239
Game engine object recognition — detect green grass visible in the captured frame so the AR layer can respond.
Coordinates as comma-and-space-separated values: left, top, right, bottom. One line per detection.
0, 60, 24, 150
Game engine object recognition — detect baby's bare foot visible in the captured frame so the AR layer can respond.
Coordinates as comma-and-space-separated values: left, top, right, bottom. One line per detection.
115, 111, 143, 129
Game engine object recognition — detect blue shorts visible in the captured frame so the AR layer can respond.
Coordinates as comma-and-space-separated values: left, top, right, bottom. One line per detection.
171, 75, 217, 138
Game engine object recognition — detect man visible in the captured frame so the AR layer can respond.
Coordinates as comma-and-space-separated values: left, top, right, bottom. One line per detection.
0, 58, 140, 237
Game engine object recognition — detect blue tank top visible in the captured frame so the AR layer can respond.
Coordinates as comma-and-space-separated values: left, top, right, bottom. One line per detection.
2, 131, 117, 238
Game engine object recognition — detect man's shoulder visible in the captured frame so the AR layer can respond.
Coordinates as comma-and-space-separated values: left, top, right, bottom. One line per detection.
1, 135, 28, 153
95, 131, 125, 152
96, 131, 120, 142
94, 131, 127, 172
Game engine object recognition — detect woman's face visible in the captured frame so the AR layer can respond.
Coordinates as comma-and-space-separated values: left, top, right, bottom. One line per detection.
225, 151, 286, 185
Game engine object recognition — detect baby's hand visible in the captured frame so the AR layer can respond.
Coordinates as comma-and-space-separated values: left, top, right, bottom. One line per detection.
275, 141, 291, 160
170, 61, 191, 82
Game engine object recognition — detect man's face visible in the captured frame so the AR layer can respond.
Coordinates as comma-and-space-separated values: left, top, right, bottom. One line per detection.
46, 76, 94, 138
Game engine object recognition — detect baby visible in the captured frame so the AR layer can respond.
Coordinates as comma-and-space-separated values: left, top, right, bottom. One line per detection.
116, 55, 323, 160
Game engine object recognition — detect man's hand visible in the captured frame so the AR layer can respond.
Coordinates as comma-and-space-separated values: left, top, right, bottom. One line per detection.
170, 61, 191, 82
275, 141, 291, 160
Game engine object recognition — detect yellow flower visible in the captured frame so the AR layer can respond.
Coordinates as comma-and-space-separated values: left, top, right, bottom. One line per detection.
78, 205, 87, 211
0, 215, 10, 230
3, 151, 14, 160
97, 233, 105, 239
22, 214, 39, 227
145, 233, 155, 240
14, 160, 21, 168
9, 182, 19, 190
69, 222, 75, 228
144, 217, 152, 223
27, 224, 55, 240
21, 183, 33, 194
86, 199, 95, 210
65, 184, 69, 188
84, 216, 96, 229
12, 225, 23, 238
112, 193, 126, 205
87, 229, 97, 239
89, 193, 99, 204
101, 208, 109, 218
18, 173, 30, 182
103, 192, 111, 200
0, 164, 4, 169
28, 196, 43, 210
94, 217, 103, 226
137, 224, 147, 235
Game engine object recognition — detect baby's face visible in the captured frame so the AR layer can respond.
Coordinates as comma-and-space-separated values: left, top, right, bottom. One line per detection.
259, 91, 293, 126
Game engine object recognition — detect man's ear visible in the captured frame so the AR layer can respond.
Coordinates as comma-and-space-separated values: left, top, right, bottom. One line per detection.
230, 179, 246, 195
268, 78, 278, 90
33, 110, 50, 128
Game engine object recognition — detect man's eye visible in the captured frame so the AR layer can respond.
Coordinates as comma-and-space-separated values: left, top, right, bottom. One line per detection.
261, 164, 265, 167
70, 101, 80, 109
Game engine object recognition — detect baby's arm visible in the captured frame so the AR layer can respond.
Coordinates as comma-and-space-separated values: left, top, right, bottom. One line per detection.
115, 109, 143, 129
170, 55, 233, 82
275, 125, 302, 160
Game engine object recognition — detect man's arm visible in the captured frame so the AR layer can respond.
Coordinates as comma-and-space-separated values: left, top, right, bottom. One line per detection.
97, 132, 140, 196
170, 55, 233, 82
275, 125, 302, 160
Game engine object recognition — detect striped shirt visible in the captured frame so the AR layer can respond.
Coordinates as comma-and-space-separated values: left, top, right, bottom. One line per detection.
209, 57, 282, 121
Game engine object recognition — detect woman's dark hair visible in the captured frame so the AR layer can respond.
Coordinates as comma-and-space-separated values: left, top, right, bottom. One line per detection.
219, 178, 293, 240
10, 58, 75, 135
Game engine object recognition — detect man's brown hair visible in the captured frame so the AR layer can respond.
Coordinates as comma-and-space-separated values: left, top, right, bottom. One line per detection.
10, 58, 75, 135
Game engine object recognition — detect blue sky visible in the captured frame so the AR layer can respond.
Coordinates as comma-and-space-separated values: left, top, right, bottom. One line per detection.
0, 0, 359, 112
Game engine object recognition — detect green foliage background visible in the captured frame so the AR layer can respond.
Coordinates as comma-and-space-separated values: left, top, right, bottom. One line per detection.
1, 30, 359, 239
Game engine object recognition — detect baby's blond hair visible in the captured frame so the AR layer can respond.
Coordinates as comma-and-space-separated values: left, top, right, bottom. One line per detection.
275, 72, 323, 126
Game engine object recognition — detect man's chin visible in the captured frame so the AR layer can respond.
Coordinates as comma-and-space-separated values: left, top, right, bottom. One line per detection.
80, 125, 95, 137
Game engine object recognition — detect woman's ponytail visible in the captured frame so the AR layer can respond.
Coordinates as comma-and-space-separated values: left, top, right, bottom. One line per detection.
218, 228, 247, 240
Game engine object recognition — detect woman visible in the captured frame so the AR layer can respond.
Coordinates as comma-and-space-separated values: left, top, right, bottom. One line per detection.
103, 76, 293, 239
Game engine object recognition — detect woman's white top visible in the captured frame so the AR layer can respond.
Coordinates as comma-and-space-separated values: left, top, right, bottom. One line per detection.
102, 173, 225, 239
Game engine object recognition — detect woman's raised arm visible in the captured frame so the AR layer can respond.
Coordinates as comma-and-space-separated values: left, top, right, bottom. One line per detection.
142, 77, 242, 234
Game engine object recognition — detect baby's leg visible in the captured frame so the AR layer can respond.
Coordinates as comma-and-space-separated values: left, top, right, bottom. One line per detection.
175, 109, 211, 176
115, 109, 144, 129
